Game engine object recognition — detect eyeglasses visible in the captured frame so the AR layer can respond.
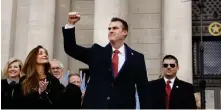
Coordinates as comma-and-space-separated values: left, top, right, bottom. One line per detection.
163, 63, 176, 68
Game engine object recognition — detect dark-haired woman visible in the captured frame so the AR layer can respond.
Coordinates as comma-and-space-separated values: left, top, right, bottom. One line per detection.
20, 45, 62, 109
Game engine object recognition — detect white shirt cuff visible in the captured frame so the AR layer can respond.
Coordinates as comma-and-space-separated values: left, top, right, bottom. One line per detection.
65, 24, 75, 29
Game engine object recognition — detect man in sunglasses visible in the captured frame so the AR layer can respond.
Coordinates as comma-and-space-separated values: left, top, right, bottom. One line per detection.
147, 55, 196, 109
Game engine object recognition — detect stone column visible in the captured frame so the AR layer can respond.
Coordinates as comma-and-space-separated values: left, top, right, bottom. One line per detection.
1, 0, 17, 68
26, 0, 55, 60
163, 0, 192, 83
14, 0, 30, 62
93, 0, 129, 46
53, 0, 70, 72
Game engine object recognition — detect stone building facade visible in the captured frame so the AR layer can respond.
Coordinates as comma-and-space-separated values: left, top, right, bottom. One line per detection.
1, 0, 221, 108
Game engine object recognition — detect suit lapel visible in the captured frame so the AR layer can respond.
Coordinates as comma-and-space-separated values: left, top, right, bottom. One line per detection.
160, 78, 166, 93
117, 44, 132, 77
104, 43, 114, 77
159, 78, 167, 108
170, 77, 180, 103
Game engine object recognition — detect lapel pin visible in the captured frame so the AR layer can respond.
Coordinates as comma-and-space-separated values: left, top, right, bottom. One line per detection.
131, 53, 134, 55
176, 86, 179, 88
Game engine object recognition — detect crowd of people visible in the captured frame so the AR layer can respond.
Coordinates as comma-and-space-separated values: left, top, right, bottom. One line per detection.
1, 46, 83, 109
1, 12, 201, 109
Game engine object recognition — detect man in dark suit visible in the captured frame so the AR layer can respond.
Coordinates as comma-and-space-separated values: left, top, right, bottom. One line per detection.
148, 55, 197, 109
62, 12, 149, 109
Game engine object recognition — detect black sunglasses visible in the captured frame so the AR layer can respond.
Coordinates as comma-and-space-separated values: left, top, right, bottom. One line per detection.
163, 63, 176, 68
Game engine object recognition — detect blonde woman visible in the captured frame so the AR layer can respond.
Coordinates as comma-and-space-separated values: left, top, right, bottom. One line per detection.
1, 58, 23, 109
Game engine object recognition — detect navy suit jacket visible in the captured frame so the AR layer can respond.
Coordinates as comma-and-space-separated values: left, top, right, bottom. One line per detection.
62, 27, 149, 109
148, 77, 197, 109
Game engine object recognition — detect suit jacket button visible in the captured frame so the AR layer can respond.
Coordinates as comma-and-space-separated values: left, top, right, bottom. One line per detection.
107, 97, 110, 100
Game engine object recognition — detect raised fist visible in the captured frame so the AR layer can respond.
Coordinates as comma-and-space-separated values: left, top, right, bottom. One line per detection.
68, 12, 80, 24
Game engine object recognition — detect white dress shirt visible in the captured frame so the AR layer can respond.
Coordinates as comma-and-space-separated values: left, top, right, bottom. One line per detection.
164, 77, 176, 89
112, 45, 126, 72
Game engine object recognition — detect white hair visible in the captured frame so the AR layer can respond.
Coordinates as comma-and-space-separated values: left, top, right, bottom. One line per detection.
51, 59, 64, 69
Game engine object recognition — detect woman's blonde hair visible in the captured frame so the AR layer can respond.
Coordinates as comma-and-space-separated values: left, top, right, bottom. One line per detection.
194, 92, 201, 109
2, 58, 23, 79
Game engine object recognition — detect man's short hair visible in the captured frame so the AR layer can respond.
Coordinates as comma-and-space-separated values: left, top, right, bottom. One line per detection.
162, 55, 179, 66
68, 73, 81, 81
111, 17, 128, 31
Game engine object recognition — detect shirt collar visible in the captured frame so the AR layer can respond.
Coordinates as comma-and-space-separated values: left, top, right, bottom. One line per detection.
7, 77, 19, 84
163, 76, 176, 84
112, 44, 125, 56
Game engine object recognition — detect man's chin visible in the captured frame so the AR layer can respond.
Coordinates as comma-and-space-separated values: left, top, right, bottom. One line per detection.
109, 39, 117, 43
164, 74, 176, 79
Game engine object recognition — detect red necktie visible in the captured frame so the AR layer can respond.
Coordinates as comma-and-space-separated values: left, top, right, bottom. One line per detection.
112, 50, 120, 78
166, 80, 171, 109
